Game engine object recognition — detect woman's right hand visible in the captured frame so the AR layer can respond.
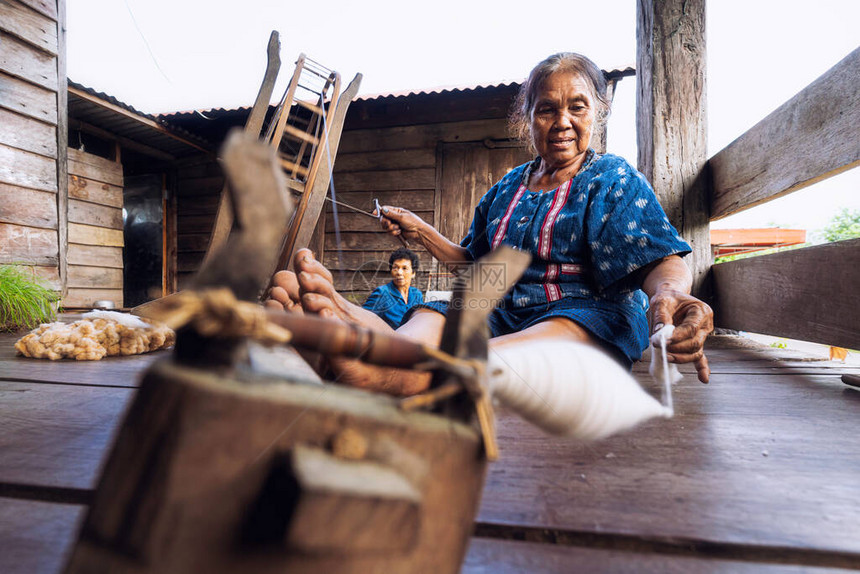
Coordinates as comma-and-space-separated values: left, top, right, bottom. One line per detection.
375, 205, 427, 243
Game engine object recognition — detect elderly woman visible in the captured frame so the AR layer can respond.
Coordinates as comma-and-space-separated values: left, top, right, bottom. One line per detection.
270, 52, 713, 397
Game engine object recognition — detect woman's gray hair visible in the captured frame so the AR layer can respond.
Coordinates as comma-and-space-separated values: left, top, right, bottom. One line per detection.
510, 53, 610, 152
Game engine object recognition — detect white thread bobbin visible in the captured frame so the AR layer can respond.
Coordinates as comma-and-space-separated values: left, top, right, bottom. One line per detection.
649, 324, 683, 416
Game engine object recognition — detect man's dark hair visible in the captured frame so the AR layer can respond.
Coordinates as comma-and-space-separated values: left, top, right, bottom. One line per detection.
389, 247, 419, 272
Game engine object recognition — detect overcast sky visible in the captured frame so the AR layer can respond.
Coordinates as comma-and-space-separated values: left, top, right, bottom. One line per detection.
66, 0, 859, 233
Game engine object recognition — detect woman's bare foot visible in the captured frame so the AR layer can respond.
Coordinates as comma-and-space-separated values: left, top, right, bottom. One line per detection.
265, 270, 303, 313
290, 249, 433, 396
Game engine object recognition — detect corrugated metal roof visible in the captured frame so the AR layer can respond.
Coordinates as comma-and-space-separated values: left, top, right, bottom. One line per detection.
158, 67, 635, 120
68, 80, 215, 159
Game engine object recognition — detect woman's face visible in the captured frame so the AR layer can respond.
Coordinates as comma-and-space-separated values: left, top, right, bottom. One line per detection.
530, 71, 597, 169
390, 258, 415, 289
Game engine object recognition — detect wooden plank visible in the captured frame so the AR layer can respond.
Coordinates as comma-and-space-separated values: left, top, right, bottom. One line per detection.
479, 365, 860, 558
636, 0, 710, 297
0, 0, 58, 55
325, 231, 425, 251
0, 71, 56, 124
177, 233, 209, 253
13, 263, 61, 290
67, 243, 123, 269
68, 174, 123, 208
333, 148, 436, 172
177, 214, 214, 234
338, 118, 512, 154
334, 168, 436, 192
0, 106, 56, 157
0, 499, 84, 574
67, 148, 123, 187
177, 251, 203, 273
713, 239, 860, 350
69, 118, 175, 162
0, 184, 57, 228
67, 265, 123, 289
0, 332, 156, 386
0, 142, 57, 191
324, 210, 433, 232
14, 0, 57, 20
68, 199, 123, 229
68, 223, 123, 247
176, 193, 220, 216
0, 380, 133, 490
324, 190, 435, 213
323, 249, 434, 272
62, 288, 123, 308
463, 538, 853, 573
0, 30, 56, 90
711, 48, 860, 221
0, 222, 57, 265
56, 0, 67, 300
177, 175, 224, 197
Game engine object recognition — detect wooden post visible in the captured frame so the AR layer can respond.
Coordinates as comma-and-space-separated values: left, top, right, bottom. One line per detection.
636, 0, 710, 298
56, 0, 69, 299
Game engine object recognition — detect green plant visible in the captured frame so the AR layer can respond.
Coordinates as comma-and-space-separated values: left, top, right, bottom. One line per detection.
822, 208, 860, 242
0, 265, 60, 332
769, 340, 788, 349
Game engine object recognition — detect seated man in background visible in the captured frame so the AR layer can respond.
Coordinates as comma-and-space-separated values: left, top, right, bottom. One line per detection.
362, 247, 424, 328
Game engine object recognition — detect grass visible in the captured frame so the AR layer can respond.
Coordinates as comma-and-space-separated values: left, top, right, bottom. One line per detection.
0, 265, 60, 332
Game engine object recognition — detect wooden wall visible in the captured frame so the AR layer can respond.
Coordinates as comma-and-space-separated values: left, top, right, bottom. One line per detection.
323, 119, 522, 303
0, 0, 64, 291
64, 148, 124, 308
174, 158, 225, 289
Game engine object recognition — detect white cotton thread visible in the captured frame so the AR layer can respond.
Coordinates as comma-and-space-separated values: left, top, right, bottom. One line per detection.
83, 310, 150, 329
649, 324, 682, 417
487, 339, 672, 441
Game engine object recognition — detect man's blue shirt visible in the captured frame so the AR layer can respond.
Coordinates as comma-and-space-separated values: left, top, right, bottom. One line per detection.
362, 281, 424, 328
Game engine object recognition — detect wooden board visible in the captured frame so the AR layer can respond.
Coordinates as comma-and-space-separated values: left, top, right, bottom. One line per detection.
0, 221, 57, 265
332, 147, 436, 172
63, 288, 123, 308
68, 199, 123, 229
0, 141, 57, 192
0, 0, 58, 56
67, 264, 123, 289
0, 71, 56, 124
324, 231, 425, 252
324, 189, 435, 213
478, 368, 860, 558
713, 239, 860, 350
338, 118, 511, 154
0, 333, 158, 386
463, 538, 858, 574
710, 48, 860, 221
324, 210, 434, 232
0, 30, 57, 90
14, 0, 57, 20
68, 174, 123, 208
323, 249, 435, 272
333, 167, 435, 192
0, 380, 134, 490
0, 106, 57, 157
68, 222, 123, 247
636, 0, 710, 296
68, 148, 123, 188
0, 183, 57, 228
67, 243, 123, 268
0, 499, 83, 574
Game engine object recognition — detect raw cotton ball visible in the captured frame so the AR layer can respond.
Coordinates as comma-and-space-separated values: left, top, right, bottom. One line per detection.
15, 314, 174, 361
487, 339, 671, 440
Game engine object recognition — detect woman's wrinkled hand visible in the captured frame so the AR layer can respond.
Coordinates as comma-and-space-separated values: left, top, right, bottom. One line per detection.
649, 289, 714, 384
374, 205, 426, 242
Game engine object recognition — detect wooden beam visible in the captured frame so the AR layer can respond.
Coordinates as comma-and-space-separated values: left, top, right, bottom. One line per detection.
713, 239, 860, 350
68, 118, 175, 161
55, 0, 68, 299
67, 85, 212, 155
636, 0, 710, 298
710, 47, 860, 221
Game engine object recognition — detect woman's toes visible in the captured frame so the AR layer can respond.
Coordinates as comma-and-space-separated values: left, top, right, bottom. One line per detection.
273, 270, 300, 299
301, 292, 337, 316
294, 249, 333, 283
263, 298, 285, 311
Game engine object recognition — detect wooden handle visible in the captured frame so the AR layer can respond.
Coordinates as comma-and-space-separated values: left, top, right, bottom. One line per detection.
264, 310, 429, 368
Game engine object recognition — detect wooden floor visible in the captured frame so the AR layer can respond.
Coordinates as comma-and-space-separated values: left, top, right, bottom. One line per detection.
2, 329, 859, 573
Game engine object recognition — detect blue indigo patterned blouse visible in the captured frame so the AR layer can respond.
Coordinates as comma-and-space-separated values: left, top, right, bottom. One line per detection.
459, 150, 691, 361
362, 281, 424, 329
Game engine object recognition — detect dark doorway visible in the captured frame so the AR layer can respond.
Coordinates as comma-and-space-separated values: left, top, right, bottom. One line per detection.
123, 175, 163, 307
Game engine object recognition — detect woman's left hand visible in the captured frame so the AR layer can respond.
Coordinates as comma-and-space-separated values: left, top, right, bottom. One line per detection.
649, 289, 714, 383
